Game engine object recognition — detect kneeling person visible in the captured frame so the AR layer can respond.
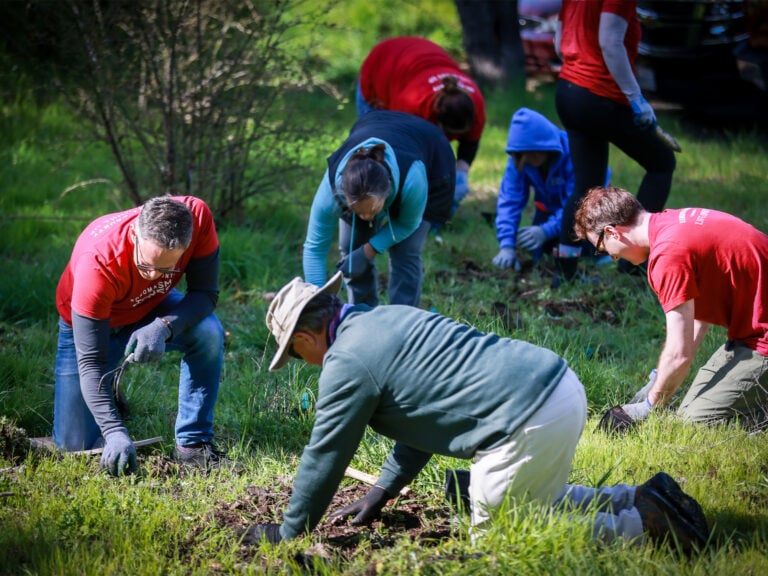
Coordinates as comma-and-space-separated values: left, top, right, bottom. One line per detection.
249, 273, 708, 553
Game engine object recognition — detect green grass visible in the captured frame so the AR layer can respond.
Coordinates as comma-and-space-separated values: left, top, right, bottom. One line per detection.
3, 13, 768, 576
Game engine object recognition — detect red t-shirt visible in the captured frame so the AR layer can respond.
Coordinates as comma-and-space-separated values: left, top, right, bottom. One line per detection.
359, 36, 486, 144
648, 208, 768, 356
558, 0, 640, 104
56, 196, 218, 327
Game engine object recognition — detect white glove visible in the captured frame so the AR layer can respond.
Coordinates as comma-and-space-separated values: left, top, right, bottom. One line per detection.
621, 399, 653, 421
630, 96, 657, 130
517, 226, 547, 251
630, 369, 657, 404
492, 247, 521, 271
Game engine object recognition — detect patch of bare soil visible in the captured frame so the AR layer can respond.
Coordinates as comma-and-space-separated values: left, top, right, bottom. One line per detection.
182, 477, 460, 571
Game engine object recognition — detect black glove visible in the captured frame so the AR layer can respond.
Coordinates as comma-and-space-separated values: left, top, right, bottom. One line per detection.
336, 245, 374, 279
328, 485, 391, 525
244, 523, 283, 544
126, 317, 172, 363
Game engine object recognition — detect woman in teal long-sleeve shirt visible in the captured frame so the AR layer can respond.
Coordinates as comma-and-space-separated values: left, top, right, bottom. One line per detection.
302, 110, 454, 307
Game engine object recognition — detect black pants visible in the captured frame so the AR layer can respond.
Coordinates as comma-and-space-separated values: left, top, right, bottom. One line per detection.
555, 79, 676, 247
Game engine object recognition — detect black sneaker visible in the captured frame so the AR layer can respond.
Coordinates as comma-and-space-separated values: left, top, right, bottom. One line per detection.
173, 442, 243, 472
635, 472, 709, 555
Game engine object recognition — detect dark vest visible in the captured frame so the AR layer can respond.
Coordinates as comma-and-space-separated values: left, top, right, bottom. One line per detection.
327, 111, 455, 225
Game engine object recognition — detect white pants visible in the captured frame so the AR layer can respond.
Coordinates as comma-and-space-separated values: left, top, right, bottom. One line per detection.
469, 367, 644, 543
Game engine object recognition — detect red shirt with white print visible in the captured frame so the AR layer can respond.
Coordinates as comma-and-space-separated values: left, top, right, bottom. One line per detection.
56, 196, 218, 327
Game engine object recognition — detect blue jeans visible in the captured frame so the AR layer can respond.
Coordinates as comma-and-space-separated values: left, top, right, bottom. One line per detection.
53, 289, 224, 450
338, 219, 431, 307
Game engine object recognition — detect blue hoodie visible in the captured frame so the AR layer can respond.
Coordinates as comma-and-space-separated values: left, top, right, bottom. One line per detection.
495, 108, 578, 249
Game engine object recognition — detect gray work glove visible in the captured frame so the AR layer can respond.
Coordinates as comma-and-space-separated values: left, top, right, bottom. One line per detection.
244, 523, 283, 544
126, 317, 172, 363
101, 429, 137, 476
492, 247, 521, 271
629, 96, 657, 131
328, 485, 391, 525
630, 369, 658, 404
517, 226, 547, 251
336, 245, 374, 279
621, 399, 653, 421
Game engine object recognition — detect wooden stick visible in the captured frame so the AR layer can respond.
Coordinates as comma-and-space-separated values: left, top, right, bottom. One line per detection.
344, 466, 411, 496
29, 436, 163, 455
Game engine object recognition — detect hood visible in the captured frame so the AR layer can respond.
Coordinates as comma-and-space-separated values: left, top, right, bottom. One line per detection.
505, 107, 564, 155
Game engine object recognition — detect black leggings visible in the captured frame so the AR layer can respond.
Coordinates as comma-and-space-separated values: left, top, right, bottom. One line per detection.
555, 79, 676, 247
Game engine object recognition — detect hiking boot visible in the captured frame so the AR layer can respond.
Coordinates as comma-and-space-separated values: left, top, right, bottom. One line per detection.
173, 442, 243, 472
635, 472, 709, 555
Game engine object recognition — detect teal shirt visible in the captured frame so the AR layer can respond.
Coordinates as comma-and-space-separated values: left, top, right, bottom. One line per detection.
302, 137, 428, 287
280, 305, 568, 540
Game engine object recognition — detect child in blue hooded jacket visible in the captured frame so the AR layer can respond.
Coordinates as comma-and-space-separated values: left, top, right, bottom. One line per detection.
492, 107, 608, 271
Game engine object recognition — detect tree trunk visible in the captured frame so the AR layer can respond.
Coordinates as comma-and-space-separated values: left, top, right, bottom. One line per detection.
454, 0, 525, 88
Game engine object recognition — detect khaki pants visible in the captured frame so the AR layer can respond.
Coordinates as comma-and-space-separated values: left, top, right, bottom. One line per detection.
468, 368, 646, 544
679, 340, 768, 426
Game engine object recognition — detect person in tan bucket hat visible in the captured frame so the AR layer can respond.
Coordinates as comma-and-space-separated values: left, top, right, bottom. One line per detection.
250, 272, 708, 554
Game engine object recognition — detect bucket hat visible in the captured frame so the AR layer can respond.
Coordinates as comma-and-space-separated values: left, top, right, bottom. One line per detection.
265, 272, 343, 371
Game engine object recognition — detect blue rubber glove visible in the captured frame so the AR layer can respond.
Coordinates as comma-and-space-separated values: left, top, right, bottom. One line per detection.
245, 523, 283, 544
336, 245, 373, 279
629, 96, 657, 130
100, 429, 137, 476
126, 317, 171, 363
453, 169, 470, 210
630, 369, 658, 404
517, 226, 547, 251
621, 399, 653, 421
328, 485, 391, 525
492, 247, 521, 271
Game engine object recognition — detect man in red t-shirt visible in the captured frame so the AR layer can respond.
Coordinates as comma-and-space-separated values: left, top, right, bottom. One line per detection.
575, 186, 768, 427
357, 36, 486, 213
54, 196, 235, 474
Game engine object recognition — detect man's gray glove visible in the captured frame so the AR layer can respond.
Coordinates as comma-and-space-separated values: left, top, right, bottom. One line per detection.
630, 96, 657, 130
336, 245, 373, 279
100, 429, 137, 476
621, 399, 653, 421
630, 369, 658, 404
328, 485, 391, 525
517, 226, 547, 251
126, 317, 171, 363
244, 523, 283, 544
492, 247, 521, 271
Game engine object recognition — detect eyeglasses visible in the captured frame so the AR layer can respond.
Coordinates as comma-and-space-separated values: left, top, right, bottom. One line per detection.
594, 229, 607, 256
134, 236, 182, 275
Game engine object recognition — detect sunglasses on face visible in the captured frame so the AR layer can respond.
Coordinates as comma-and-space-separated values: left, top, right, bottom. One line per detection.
134, 236, 182, 275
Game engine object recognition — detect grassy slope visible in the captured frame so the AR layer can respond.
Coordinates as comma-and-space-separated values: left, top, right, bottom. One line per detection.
2, 2, 768, 574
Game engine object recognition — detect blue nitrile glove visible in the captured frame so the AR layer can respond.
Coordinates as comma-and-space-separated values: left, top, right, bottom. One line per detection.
630, 97, 657, 130
492, 247, 521, 271
126, 317, 172, 363
335, 245, 373, 279
245, 523, 283, 544
621, 399, 653, 421
100, 429, 137, 476
453, 169, 470, 209
630, 369, 658, 404
517, 226, 547, 251
328, 485, 391, 525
